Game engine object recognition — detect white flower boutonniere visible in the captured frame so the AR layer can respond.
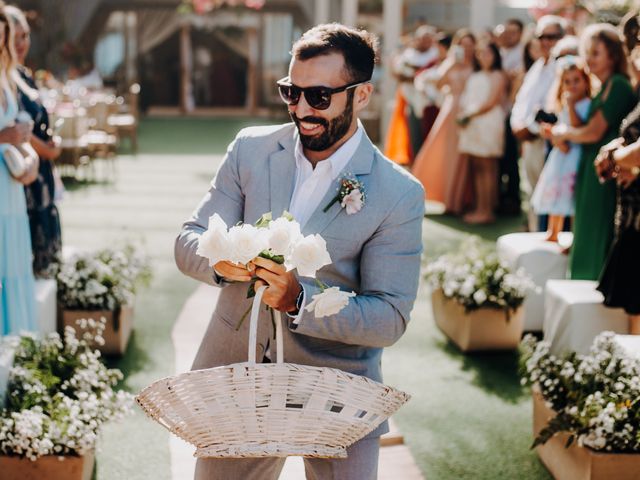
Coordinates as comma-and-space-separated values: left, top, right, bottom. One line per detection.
323, 173, 365, 215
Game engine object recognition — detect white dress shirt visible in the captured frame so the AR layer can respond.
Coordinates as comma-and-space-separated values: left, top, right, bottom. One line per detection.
289, 124, 363, 228
510, 58, 557, 134
286, 123, 363, 326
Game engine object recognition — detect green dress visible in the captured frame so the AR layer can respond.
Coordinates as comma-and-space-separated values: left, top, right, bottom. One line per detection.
570, 74, 636, 280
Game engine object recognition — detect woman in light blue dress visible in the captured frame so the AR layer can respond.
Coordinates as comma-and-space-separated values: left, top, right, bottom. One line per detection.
533, 58, 592, 243
0, 9, 37, 336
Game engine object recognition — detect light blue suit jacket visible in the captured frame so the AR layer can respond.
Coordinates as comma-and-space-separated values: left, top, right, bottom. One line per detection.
175, 123, 425, 437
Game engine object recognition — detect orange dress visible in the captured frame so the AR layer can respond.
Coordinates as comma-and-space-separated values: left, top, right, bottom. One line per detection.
411, 65, 472, 212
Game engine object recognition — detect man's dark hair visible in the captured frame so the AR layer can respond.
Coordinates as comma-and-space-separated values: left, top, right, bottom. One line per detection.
291, 23, 379, 83
506, 18, 524, 32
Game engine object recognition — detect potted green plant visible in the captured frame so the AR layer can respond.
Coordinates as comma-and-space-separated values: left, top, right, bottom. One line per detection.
425, 237, 535, 351
0, 323, 133, 480
520, 332, 640, 480
56, 245, 151, 355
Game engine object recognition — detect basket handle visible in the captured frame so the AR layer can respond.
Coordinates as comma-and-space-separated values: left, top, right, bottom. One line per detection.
248, 285, 284, 365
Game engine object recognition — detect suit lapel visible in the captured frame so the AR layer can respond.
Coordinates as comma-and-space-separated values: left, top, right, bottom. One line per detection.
268, 133, 297, 218
302, 131, 375, 236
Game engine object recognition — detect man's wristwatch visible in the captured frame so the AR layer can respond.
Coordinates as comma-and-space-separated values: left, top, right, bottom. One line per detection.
291, 287, 304, 315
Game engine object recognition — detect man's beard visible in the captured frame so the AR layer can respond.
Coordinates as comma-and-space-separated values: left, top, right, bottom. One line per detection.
290, 93, 354, 152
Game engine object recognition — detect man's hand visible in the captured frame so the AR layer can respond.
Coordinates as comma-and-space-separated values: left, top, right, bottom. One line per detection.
251, 257, 301, 313
513, 127, 535, 142
213, 260, 253, 282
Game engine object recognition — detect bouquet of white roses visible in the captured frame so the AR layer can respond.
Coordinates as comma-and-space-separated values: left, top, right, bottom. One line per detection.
425, 237, 535, 312
57, 244, 152, 311
196, 212, 355, 320
0, 322, 134, 460
519, 332, 640, 453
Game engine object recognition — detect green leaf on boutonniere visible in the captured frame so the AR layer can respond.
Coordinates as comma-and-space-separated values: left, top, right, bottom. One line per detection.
258, 251, 284, 264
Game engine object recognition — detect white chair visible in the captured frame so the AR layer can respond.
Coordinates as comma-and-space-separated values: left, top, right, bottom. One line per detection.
35, 278, 57, 335
497, 232, 570, 331
543, 280, 628, 355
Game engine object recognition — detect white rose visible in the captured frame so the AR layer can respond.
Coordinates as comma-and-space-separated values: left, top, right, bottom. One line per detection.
196, 213, 232, 266
305, 287, 355, 317
287, 234, 332, 278
341, 189, 364, 215
473, 289, 487, 305
228, 223, 269, 265
268, 217, 303, 256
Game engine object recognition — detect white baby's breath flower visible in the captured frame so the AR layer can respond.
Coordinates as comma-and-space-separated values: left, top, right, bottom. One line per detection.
472, 289, 487, 305
287, 234, 332, 278
267, 217, 303, 256
196, 213, 232, 266
305, 287, 355, 317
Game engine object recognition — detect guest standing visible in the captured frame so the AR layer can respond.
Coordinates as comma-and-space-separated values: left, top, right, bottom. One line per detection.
412, 30, 475, 210
511, 16, 565, 231
7, 6, 62, 278
545, 24, 635, 280
533, 57, 591, 242
0, 7, 37, 335
457, 41, 506, 224
595, 101, 640, 334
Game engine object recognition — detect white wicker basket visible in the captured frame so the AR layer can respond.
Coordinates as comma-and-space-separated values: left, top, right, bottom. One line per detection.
136, 286, 410, 458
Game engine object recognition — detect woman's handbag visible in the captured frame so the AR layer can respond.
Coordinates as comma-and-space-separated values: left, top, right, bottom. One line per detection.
136, 286, 410, 458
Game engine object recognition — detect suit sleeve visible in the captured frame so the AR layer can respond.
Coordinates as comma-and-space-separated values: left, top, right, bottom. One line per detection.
292, 182, 425, 348
174, 133, 245, 286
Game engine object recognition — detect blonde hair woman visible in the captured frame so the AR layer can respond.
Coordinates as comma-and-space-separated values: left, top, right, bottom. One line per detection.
0, 5, 37, 335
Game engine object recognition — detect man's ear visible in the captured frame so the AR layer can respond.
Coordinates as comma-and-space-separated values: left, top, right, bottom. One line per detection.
353, 83, 374, 113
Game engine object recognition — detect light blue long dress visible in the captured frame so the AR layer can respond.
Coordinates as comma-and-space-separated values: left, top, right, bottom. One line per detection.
0, 87, 36, 335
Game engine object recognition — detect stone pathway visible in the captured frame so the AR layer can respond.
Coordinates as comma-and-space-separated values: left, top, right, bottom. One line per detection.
170, 284, 424, 479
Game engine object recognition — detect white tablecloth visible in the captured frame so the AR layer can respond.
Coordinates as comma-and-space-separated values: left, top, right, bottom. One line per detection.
497, 232, 571, 331
614, 335, 640, 360
543, 280, 628, 355
35, 279, 57, 335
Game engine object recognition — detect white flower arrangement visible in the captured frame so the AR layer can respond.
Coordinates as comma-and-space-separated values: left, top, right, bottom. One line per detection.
425, 237, 535, 312
520, 331, 640, 453
57, 245, 152, 311
196, 212, 353, 320
0, 322, 134, 460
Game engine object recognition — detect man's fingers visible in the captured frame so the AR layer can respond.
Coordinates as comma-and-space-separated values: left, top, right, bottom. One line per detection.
251, 256, 286, 274
254, 266, 281, 285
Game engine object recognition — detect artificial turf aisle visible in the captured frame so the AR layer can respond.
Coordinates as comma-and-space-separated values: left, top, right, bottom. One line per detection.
59, 117, 550, 479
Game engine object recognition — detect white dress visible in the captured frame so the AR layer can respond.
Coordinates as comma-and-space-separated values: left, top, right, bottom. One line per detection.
458, 71, 505, 158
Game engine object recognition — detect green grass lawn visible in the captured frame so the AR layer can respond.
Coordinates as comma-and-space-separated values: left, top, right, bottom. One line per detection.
59, 116, 550, 479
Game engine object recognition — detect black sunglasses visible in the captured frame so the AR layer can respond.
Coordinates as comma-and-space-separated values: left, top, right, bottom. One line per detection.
277, 77, 368, 110
537, 33, 562, 41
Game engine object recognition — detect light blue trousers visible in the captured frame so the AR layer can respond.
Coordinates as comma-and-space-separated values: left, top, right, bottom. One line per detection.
194, 437, 379, 480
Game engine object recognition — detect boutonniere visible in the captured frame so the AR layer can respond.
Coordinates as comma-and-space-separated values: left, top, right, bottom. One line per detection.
323, 173, 365, 215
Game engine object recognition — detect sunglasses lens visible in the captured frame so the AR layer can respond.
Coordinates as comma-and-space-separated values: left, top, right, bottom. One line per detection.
304, 87, 332, 110
278, 84, 300, 105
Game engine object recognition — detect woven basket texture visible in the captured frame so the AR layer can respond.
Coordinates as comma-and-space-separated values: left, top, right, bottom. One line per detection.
136, 286, 410, 458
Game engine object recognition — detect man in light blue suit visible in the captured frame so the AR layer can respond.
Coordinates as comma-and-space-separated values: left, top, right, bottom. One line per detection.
175, 23, 425, 480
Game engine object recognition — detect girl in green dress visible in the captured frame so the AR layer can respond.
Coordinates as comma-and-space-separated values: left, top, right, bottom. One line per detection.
543, 24, 636, 280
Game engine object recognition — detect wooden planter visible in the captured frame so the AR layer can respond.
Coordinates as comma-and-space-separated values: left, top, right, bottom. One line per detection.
533, 389, 640, 480
61, 306, 134, 355
0, 451, 94, 480
431, 289, 524, 351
